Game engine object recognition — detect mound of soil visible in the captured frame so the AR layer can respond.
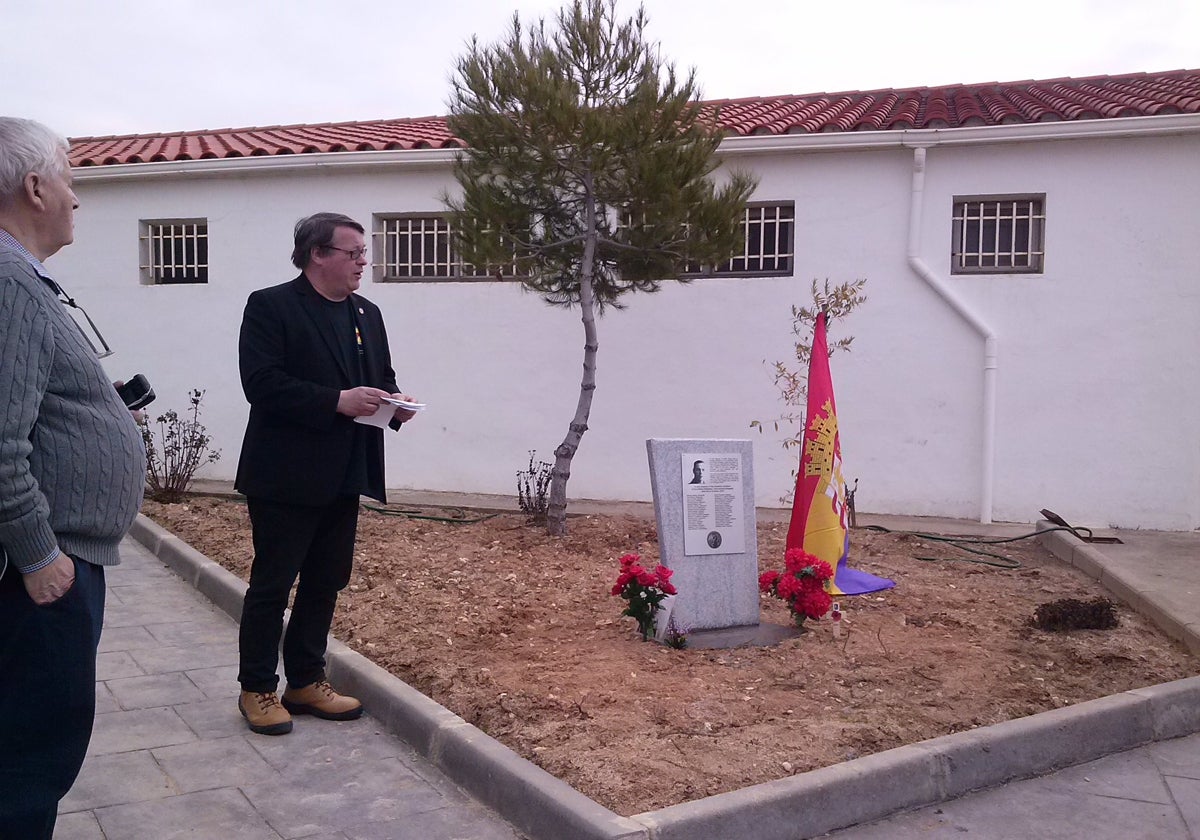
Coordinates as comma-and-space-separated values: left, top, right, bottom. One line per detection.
142, 497, 1195, 816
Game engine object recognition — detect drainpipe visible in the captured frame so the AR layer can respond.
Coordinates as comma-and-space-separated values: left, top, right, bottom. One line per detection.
906, 145, 998, 524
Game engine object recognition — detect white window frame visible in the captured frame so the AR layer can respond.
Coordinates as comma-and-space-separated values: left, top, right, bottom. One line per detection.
373, 214, 518, 282
139, 219, 208, 285
951, 195, 1045, 274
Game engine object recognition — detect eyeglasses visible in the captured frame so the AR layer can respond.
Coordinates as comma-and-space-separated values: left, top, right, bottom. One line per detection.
324, 245, 368, 260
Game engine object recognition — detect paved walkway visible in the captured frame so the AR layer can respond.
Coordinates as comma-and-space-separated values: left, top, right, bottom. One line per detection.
54, 494, 1200, 839
56, 537, 522, 840
826, 524, 1200, 840
828, 732, 1200, 838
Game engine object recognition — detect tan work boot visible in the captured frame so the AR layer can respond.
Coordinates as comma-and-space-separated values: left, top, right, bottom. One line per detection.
239, 690, 293, 735
281, 679, 364, 721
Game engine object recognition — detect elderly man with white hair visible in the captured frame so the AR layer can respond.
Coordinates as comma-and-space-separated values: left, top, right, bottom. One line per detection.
0, 117, 145, 838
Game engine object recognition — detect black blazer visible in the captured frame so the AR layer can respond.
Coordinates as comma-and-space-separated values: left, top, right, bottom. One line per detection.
234, 275, 400, 506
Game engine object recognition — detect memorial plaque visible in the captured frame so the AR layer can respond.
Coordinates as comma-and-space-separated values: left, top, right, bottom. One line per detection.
681, 452, 746, 556
646, 438, 759, 631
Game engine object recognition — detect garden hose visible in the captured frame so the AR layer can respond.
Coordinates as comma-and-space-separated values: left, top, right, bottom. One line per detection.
185, 494, 497, 525
360, 503, 499, 525
858, 524, 1087, 570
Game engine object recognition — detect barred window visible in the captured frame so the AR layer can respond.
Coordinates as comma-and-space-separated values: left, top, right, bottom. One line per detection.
714, 203, 795, 275
373, 215, 518, 281
140, 220, 208, 284
952, 196, 1045, 274
672, 202, 794, 277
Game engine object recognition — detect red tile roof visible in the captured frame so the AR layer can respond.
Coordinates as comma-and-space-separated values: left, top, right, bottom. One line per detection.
70, 70, 1200, 167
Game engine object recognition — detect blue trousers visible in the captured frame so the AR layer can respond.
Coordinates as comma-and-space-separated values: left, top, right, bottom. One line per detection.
0, 556, 105, 840
238, 496, 359, 693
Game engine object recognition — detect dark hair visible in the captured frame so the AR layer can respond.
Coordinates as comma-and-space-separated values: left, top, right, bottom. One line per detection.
291, 212, 364, 269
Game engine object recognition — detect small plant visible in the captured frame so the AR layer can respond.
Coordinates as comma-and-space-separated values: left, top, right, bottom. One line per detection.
662, 615, 689, 650
516, 450, 553, 523
611, 553, 677, 641
1032, 597, 1119, 631
759, 548, 834, 629
141, 389, 221, 503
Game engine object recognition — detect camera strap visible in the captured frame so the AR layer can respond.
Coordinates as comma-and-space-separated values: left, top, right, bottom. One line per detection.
40, 275, 113, 358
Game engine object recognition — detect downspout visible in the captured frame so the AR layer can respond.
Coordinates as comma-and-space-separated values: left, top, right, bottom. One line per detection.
906, 145, 998, 524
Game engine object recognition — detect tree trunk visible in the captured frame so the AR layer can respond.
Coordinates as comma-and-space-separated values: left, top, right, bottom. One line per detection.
546, 176, 600, 536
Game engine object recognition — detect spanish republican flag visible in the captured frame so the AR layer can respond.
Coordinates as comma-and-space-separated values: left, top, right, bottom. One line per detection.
785, 311, 894, 596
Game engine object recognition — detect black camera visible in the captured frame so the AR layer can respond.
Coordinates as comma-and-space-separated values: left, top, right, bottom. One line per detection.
116, 374, 155, 411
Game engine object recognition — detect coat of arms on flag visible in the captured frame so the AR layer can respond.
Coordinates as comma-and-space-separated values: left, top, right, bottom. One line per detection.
785, 310, 894, 596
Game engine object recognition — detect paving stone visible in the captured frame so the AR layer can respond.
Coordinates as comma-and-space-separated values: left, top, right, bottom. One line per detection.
1036, 747, 1175, 804
184, 663, 243, 700
108, 580, 211, 607
60, 751, 175, 811
242, 757, 445, 837
106, 671, 208, 710
154, 735, 281, 793
104, 560, 177, 581
94, 788, 283, 840
130, 641, 240, 675
97, 624, 158, 653
832, 781, 1188, 839
1165, 774, 1200, 838
146, 617, 238, 647
248, 716, 408, 771
96, 650, 145, 680
344, 804, 524, 840
172, 696, 251, 740
88, 707, 196, 756
1150, 732, 1200, 780
103, 600, 217, 628
95, 681, 120, 714
51, 810, 105, 840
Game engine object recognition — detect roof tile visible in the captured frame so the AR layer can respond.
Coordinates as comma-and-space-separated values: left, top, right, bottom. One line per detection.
69, 69, 1200, 167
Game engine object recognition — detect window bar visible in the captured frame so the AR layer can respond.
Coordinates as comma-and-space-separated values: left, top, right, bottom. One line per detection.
740, 207, 750, 272
187, 224, 195, 279
777, 206, 784, 269
962, 205, 971, 267
155, 226, 165, 281
1008, 202, 1017, 266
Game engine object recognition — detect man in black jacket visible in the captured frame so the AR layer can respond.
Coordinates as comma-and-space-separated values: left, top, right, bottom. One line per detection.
234, 212, 418, 735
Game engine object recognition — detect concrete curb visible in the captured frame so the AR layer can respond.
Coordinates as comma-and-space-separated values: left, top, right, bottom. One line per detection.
129, 513, 1200, 840
630, 677, 1200, 840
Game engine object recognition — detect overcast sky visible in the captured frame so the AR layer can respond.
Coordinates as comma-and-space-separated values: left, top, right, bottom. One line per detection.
5, 0, 1197, 138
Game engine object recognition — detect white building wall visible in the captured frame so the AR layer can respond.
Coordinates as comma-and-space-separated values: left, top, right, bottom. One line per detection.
49, 126, 1200, 529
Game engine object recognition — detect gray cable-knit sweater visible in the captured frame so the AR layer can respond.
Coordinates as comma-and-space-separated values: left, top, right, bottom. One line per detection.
0, 241, 145, 572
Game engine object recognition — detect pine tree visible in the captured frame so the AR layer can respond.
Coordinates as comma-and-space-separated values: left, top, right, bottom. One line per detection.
446, 0, 757, 535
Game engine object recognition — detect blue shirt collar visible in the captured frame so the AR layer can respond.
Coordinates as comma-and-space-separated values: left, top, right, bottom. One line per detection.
0, 228, 53, 281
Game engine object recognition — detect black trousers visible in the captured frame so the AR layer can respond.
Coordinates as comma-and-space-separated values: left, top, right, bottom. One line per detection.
238, 496, 359, 693
0, 556, 106, 840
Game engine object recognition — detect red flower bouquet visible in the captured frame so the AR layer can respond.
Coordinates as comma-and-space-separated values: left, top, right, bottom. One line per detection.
759, 548, 834, 628
611, 553, 677, 640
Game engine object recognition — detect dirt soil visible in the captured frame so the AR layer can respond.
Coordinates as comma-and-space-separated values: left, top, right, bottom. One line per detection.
142, 497, 1196, 817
